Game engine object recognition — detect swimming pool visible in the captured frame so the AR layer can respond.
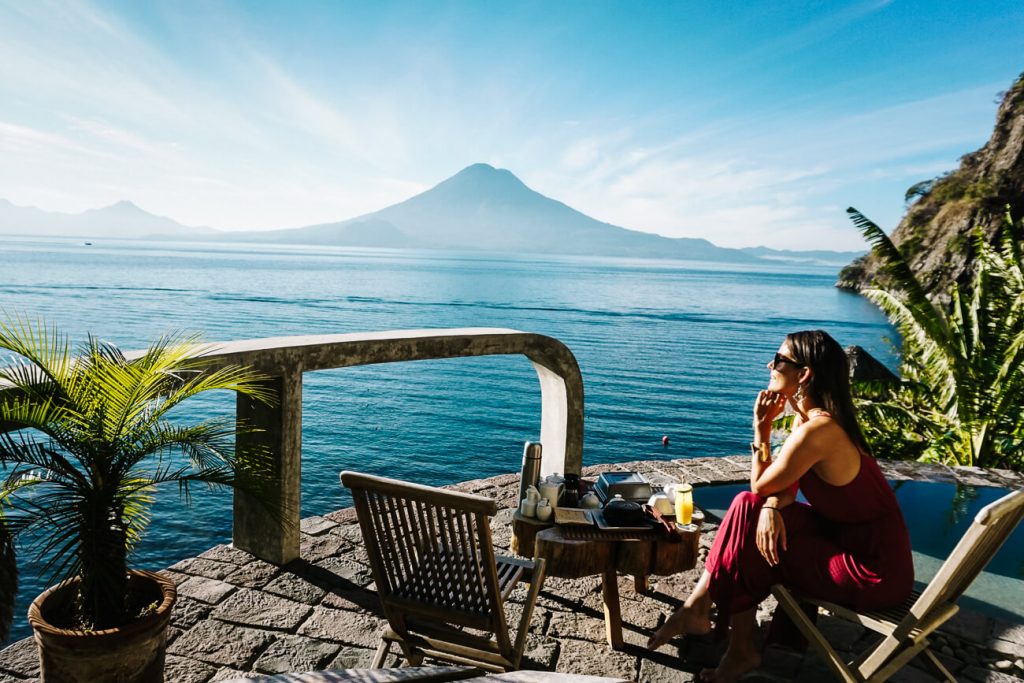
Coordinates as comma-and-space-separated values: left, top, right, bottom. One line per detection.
693, 480, 1024, 622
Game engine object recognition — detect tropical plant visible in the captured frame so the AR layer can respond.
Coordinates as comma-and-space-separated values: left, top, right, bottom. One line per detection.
848, 207, 1024, 471
0, 316, 275, 640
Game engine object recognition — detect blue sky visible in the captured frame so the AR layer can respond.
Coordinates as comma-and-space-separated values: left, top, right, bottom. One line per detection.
0, 1, 1021, 249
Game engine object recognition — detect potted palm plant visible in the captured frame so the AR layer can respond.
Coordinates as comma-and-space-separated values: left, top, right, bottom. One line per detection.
0, 317, 276, 682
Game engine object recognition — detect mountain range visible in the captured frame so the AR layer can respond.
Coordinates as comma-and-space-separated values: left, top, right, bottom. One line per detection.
1, 164, 863, 265
0, 199, 216, 239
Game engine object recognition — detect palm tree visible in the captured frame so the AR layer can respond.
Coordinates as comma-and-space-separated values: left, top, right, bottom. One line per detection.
848, 208, 1024, 470
0, 316, 275, 638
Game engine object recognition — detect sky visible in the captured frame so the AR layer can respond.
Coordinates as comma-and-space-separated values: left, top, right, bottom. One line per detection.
1, 1, 1022, 250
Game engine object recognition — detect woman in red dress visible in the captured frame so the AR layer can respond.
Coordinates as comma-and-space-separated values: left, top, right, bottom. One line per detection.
648, 330, 913, 682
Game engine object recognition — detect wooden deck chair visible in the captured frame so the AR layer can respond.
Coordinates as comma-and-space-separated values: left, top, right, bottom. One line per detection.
341, 471, 547, 672
772, 488, 1024, 682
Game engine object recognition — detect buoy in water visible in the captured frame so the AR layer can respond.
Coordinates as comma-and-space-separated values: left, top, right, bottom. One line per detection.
662, 435, 670, 447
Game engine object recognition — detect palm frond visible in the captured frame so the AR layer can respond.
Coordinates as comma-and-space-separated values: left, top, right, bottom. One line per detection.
850, 210, 1024, 470
847, 208, 950, 345
0, 317, 277, 628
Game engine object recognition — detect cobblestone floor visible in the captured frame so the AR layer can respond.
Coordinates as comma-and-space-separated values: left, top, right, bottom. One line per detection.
0, 456, 1022, 682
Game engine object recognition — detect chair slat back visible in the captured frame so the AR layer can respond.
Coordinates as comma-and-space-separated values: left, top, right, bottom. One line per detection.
908, 489, 1024, 621
342, 471, 505, 630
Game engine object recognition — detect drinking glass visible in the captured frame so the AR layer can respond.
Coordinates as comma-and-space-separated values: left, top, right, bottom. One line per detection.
674, 483, 693, 525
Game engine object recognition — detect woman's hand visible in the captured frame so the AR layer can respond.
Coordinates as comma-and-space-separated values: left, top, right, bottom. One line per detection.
754, 390, 786, 429
756, 505, 787, 566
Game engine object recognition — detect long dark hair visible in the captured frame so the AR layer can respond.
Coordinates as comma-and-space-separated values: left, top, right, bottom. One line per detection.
785, 330, 871, 455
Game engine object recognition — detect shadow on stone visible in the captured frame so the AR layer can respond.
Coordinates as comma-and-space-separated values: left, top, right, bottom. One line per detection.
284, 558, 383, 615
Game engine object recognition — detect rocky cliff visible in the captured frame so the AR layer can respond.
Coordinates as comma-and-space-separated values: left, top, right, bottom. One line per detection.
838, 73, 1024, 296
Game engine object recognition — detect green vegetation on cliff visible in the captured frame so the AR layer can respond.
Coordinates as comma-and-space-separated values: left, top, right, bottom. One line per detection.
850, 209, 1024, 471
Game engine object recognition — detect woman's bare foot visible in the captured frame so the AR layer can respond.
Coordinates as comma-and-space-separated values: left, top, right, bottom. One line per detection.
647, 592, 712, 649
699, 646, 762, 682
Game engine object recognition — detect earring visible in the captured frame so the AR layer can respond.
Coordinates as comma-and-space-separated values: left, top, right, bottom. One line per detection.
794, 383, 806, 402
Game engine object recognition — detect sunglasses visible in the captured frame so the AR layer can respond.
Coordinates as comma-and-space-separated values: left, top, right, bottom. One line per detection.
772, 352, 803, 369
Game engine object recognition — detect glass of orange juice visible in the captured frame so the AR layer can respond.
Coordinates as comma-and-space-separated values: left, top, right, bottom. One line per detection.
674, 483, 693, 526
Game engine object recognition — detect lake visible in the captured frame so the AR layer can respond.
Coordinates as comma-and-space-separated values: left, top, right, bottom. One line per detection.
1, 236, 894, 642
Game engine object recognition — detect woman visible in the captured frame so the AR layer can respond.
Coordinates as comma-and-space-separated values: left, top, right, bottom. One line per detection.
648, 330, 913, 682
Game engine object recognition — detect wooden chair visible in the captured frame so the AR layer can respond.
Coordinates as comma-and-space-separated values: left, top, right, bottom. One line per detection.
772, 488, 1024, 682
340, 471, 547, 672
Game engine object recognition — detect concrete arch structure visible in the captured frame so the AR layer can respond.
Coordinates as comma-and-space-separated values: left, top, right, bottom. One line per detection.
0, 328, 583, 565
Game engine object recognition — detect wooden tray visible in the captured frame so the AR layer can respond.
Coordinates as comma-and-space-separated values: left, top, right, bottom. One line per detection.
554, 507, 595, 526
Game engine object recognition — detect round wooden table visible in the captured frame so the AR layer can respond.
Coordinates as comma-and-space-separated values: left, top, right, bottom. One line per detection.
511, 514, 700, 649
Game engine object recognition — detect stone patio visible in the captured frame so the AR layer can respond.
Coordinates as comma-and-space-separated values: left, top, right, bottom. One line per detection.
1, 456, 1022, 682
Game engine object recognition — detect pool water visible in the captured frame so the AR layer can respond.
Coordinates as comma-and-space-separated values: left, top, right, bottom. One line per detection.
693, 481, 1024, 622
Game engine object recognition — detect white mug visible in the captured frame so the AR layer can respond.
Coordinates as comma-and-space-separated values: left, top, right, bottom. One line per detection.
520, 498, 537, 518
535, 498, 553, 521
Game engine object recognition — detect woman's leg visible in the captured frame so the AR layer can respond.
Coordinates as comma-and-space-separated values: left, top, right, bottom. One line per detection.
699, 607, 762, 683
647, 569, 713, 649
649, 491, 778, 650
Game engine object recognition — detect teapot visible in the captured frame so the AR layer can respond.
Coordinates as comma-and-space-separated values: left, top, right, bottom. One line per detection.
538, 474, 564, 510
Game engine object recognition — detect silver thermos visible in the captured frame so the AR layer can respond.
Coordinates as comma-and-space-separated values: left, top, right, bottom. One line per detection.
519, 442, 543, 504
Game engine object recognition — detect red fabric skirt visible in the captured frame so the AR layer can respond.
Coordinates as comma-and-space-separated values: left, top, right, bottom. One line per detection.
706, 491, 910, 647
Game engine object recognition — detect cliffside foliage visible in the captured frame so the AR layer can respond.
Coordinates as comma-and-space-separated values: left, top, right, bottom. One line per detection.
849, 208, 1024, 471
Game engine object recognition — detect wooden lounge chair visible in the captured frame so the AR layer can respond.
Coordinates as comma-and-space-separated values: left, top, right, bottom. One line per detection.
771, 488, 1024, 682
341, 471, 547, 672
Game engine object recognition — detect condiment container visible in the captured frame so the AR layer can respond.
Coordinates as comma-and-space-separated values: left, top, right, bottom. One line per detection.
647, 492, 674, 516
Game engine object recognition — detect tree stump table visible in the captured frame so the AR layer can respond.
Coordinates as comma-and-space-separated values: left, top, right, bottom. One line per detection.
511, 514, 699, 649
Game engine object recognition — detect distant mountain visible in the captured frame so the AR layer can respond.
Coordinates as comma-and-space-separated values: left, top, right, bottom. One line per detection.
740, 246, 866, 266
234, 164, 762, 262
0, 199, 216, 239
0, 165, 862, 265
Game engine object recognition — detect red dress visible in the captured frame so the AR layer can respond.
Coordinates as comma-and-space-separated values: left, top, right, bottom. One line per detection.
705, 451, 913, 644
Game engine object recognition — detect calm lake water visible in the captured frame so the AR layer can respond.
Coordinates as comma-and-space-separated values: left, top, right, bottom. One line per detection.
2, 236, 896, 642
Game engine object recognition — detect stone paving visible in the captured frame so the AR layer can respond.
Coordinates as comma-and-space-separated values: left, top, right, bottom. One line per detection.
0, 456, 1022, 683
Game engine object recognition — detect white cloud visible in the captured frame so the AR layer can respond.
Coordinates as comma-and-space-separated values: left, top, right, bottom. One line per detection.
0, 2, 1006, 248
0, 121, 87, 154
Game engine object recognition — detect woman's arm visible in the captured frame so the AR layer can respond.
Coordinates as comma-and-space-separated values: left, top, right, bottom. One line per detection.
751, 390, 784, 490
751, 423, 825, 496
757, 489, 794, 566
763, 487, 796, 510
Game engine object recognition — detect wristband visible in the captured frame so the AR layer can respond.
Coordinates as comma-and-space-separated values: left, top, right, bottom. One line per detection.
761, 506, 780, 512
749, 442, 771, 463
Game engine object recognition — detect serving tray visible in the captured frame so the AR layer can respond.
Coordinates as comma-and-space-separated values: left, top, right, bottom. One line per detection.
591, 509, 654, 532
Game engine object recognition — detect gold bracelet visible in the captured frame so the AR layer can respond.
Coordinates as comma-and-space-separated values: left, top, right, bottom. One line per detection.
749, 442, 771, 463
